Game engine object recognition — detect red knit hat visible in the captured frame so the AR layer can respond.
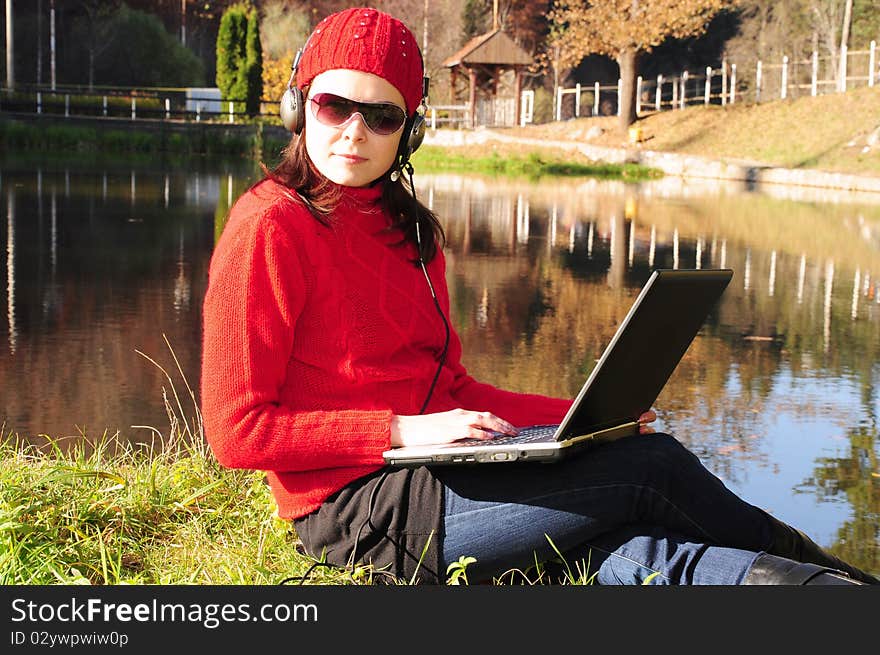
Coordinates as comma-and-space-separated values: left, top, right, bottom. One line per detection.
295, 7, 424, 115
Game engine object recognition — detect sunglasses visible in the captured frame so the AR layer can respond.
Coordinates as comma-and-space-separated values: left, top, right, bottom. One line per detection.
308, 92, 407, 136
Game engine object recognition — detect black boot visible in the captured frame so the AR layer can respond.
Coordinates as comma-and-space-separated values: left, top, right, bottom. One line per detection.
743, 553, 864, 585
762, 512, 880, 585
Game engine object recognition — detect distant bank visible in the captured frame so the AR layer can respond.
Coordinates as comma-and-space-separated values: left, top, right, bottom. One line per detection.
461, 84, 880, 194
4, 85, 880, 194
0, 113, 659, 182
0, 113, 291, 163
424, 127, 880, 194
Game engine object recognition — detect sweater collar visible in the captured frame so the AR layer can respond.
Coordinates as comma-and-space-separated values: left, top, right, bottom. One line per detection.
339, 181, 384, 208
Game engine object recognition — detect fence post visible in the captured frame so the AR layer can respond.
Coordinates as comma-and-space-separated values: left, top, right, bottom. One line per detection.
556, 86, 562, 121
781, 55, 788, 99
574, 82, 581, 117
594, 81, 600, 116
680, 71, 688, 109
131, 96, 136, 119
811, 51, 818, 96
228, 101, 234, 124
704, 66, 711, 104
636, 76, 642, 114
196, 103, 201, 122
165, 98, 170, 119
655, 74, 662, 111
869, 41, 876, 87
721, 59, 728, 105
671, 75, 678, 108
756, 60, 762, 102
730, 64, 737, 104
103, 95, 107, 116
64, 94, 69, 117
430, 107, 436, 129
36, 91, 41, 114
617, 78, 622, 116
838, 43, 847, 92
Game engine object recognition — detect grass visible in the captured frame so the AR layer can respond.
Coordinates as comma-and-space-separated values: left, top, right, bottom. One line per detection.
0, 118, 288, 162
0, 117, 658, 183
0, 337, 600, 587
411, 145, 663, 181
495, 85, 880, 177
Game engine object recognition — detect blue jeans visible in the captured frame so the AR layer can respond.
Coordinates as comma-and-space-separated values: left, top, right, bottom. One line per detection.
438, 432, 771, 585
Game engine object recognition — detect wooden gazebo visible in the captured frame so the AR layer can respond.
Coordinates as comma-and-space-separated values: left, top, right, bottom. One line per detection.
442, 25, 533, 128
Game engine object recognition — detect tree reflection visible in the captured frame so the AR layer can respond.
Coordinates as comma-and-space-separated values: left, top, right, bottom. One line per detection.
427, 172, 879, 560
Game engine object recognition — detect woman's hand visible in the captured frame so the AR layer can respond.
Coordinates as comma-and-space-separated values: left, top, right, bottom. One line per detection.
638, 409, 657, 434
390, 408, 518, 448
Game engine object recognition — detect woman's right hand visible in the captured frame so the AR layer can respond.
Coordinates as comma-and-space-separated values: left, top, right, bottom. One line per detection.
390, 408, 518, 448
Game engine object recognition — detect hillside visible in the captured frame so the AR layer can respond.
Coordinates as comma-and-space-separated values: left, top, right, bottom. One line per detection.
490, 85, 880, 178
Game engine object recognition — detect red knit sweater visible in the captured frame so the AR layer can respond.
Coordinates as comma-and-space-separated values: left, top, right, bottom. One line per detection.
201, 178, 572, 519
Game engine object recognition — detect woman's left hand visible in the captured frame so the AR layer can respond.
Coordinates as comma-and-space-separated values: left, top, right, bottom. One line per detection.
638, 409, 657, 434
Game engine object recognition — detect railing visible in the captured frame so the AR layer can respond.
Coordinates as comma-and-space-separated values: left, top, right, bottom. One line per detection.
429, 91, 535, 129
554, 40, 878, 120
0, 86, 525, 130
428, 104, 469, 129
0, 85, 267, 123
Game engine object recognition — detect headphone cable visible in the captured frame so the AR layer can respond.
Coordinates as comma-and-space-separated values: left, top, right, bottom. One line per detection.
287, 164, 447, 585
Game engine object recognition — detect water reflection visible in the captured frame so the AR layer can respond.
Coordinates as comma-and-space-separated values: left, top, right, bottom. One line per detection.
0, 157, 259, 454
1, 162, 877, 573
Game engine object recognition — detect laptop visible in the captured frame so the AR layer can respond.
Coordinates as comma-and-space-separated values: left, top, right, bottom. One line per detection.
383, 268, 734, 467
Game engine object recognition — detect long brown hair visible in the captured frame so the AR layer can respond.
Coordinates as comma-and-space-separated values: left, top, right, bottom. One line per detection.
263, 126, 445, 263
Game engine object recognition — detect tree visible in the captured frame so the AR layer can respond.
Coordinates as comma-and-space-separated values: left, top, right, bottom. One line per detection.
216, 3, 250, 112
462, 0, 490, 41
550, 0, 736, 131
244, 5, 263, 115
216, 2, 263, 116
90, 4, 205, 86
71, 1, 121, 90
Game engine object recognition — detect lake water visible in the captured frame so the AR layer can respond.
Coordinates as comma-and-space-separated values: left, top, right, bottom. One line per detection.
1, 155, 878, 574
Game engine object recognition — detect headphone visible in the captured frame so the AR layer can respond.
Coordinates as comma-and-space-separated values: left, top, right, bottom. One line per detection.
279, 42, 429, 180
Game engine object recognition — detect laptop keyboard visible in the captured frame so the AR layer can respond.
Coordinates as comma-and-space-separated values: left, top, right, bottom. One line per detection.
452, 424, 560, 447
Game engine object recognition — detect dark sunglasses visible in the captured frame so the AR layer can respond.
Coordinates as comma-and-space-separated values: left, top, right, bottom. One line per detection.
308, 92, 407, 136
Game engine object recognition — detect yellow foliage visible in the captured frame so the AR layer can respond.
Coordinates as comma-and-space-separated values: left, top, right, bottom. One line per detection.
263, 52, 294, 106
550, 0, 735, 66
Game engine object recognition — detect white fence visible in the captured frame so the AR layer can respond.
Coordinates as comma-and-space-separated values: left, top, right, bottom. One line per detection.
555, 40, 878, 120
428, 90, 535, 129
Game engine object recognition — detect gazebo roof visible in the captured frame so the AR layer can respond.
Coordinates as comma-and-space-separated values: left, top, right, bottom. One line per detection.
442, 29, 532, 68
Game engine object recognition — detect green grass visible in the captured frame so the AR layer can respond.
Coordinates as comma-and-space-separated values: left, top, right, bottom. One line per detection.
0, 119, 658, 183
412, 145, 662, 181
0, 434, 602, 586
0, 118, 285, 161
503, 85, 880, 177
0, 338, 600, 587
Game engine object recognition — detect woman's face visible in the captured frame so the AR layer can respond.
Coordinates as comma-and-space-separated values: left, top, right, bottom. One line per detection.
304, 69, 407, 188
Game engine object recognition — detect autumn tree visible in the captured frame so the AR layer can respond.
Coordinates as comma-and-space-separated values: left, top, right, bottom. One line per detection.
550, 0, 736, 131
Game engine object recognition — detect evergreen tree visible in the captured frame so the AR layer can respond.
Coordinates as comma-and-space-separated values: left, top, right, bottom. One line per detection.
216, 3, 249, 110
245, 6, 264, 117
462, 0, 490, 42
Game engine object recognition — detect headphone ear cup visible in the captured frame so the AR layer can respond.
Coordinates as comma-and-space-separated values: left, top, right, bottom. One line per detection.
407, 114, 426, 156
396, 114, 426, 169
279, 86, 305, 134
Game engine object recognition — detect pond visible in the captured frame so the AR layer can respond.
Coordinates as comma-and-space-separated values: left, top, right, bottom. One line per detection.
1, 155, 878, 573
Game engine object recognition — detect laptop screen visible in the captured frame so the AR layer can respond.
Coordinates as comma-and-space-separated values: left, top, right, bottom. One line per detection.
557, 269, 733, 439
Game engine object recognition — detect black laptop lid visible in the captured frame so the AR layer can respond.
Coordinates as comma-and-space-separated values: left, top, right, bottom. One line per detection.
558, 268, 733, 439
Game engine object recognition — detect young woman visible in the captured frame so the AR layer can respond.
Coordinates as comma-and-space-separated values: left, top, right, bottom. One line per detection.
200, 7, 877, 586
